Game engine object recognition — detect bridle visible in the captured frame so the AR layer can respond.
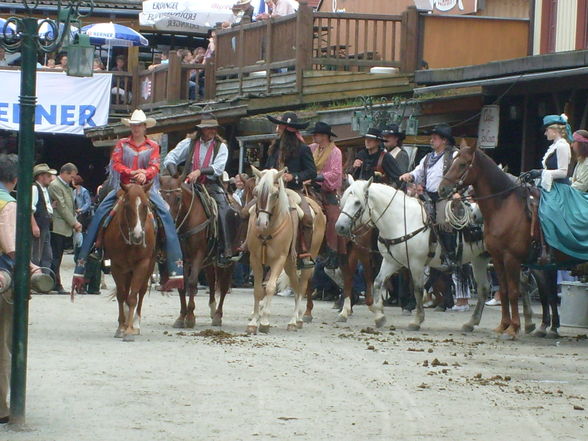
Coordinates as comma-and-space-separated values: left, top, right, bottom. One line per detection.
118, 194, 151, 247
160, 186, 195, 231
440, 150, 476, 196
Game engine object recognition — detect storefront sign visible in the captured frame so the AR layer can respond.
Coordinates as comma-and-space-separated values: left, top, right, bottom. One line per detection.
429, 0, 478, 15
140, 0, 235, 33
478, 105, 499, 148
0, 70, 112, 135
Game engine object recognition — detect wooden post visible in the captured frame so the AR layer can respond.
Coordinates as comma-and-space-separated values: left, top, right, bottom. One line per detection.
400, 6, 420, 73
131, 66, 139, 109
166, 52, 181, 103
295, 4, 313, 94
238, 25, 245, 95
266, 18, 272, 94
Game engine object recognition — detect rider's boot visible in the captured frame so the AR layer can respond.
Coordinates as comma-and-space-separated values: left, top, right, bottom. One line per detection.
297, 226, 315, 269
438, 231, 458, 272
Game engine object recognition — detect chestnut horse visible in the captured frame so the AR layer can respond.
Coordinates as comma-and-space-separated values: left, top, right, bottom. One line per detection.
104, 183, 156, 342
246, 167, 326, 333
439, 142, 559, 339
160, 175, 233, 328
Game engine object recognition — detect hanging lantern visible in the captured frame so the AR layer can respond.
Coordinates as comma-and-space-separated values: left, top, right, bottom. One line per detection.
67, 33, 94, 77
406, 115, 419, 136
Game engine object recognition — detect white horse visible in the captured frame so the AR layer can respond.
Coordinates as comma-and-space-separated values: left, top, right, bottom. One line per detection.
335, 176, 493, 332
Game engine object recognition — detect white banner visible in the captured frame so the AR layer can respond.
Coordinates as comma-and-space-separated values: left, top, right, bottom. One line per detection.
0, 70, 112, 135
140, 0, 235, 33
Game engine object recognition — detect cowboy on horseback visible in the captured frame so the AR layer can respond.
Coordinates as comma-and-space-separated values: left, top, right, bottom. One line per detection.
382, 123, 410, 179
400, 124, 459, 270
163, 115, 241, 266
265, 112, 317, 269
308, 121, 345, 270
72, 110, 184, 291
352, 128, 404, 185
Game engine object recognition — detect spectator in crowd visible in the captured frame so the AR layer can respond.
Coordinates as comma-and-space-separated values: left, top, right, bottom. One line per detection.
193, 47, 206, 58
58, 54, 68, 70
0, 48, 8, 67
31, 163, 56, 272
148, 50, 169, 71
228, 0, 255, 26
93, 58, 104, 71
111, 54, 127, 72
45, 58, 56, 68
111, 55, 131, 103
204, 31, 217, 65
48, 163, 82, 294
232, 173, 247, 206
258, 0, 298, 19
571, 129, 588, 192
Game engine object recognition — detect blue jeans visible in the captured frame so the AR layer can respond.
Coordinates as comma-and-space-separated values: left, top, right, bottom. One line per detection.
74, 189, 183, 278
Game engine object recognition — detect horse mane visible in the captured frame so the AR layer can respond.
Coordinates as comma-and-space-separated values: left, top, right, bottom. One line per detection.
474, 148, 523, 197
258, 169, 289, 215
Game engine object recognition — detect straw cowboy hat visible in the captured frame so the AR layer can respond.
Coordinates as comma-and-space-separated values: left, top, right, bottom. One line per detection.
266, 112, 309, 130
121, 109, 157, 128
197, 115, 220, 129
33, 163, 57, 178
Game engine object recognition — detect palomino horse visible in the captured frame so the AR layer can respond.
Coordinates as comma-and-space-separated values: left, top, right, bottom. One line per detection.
439, 143, 560, 339
160, 175, 233, 328
335, 176, 535, 333
104, 183, 157, 342
246, 167, 326, 334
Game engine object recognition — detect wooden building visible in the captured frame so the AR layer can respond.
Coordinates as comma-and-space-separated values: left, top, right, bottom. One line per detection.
532, 0, 588, 54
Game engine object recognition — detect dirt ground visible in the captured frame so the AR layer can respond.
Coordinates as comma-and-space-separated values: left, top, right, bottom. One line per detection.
1, 260, 587, 441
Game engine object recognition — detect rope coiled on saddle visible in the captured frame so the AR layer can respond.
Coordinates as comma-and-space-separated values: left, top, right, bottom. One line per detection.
445, 199, 473, 230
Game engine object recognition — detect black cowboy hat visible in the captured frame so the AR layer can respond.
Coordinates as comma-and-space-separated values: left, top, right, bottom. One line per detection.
309, 121, 337, 137
266, 112, 309, 130
364, 127, 384, 141
430, 124, 454, 145
381, 123, 406, 140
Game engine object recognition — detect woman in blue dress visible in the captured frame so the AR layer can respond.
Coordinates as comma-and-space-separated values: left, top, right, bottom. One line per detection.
530, 114, 588, 261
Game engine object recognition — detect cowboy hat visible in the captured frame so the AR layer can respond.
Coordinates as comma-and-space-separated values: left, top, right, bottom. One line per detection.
430, 124, 454, 145
121, 109, 156, 128
266, 112, 309, 130
310, 121, 337, 138
197, 115, 220, 129
381, 123, 405, 140
364, 127, 384, 141
33, 163, 57, 178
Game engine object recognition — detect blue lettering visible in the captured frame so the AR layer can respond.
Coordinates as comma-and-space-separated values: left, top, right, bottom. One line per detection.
60, 105, 75, 125
0, 103, 7, 122
35, 105, 57, 125
12, 104, 19, 124
79, 105, 96, 127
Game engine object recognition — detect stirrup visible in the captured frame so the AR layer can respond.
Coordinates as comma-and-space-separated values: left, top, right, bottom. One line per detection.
297, 254, 315, 269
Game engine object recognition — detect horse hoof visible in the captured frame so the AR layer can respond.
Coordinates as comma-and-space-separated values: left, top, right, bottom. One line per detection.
123, 334, 135, 342
336, 315, 348, 323
172, 318, 185, 329
546, 330, 560, 339
375, 316, 387, 328
287, 324, 298, 332
296, 321, 303, 329
211, 316, 222, 327
259, 324, 270, 334
500, 332, 515, 341
302, 315, 313, 323
407, 323, 420, 331
114, 329, 124, 338
533, 328, 547, 338
525, 323, 536, 334
246, 325, 257, 335
461, 323, 475, 333
185, 317, 196, 329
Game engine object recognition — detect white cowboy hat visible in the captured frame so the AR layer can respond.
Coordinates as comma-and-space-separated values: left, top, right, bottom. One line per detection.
121, 109, 157, 128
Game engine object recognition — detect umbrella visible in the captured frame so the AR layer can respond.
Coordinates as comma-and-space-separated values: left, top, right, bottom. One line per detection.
0, 18, 17, 37
82, 22, 149, 68
37, 19, 79, 41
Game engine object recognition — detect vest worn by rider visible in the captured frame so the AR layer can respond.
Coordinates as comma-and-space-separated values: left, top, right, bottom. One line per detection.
183, 137, 222, 183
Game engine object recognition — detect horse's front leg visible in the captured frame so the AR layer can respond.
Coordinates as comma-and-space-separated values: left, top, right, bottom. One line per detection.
371, 259, 400, 328
206, 265, 217, 321
285, 260, 303, 331
113, 270, 128, 338
303, 278, 314, 323
408, 264, 426, 331
462, 255, 490, 332
247, 258, 264, 335
173, 262, 190, 328
503, 254, 522, 339
519, 269, 536, 334
337, 249, 357, 322
493, 258, 512, 334
185, 256, 203, 329
259, 256, 287, 333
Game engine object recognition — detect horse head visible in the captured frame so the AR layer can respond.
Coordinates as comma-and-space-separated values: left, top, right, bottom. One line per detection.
336, 175, 372, 237
439, 139, 478, 199
120, 182, 152, 246
159, 174, 185, 219
251, 166, 287, 232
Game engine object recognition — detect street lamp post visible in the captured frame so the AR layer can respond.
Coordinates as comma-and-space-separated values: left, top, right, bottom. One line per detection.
0, 0, 94, 425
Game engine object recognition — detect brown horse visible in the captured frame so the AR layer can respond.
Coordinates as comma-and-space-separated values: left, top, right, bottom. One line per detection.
439, 142, 555, 339
160, 175, 233, 328
104, 183, 156, 342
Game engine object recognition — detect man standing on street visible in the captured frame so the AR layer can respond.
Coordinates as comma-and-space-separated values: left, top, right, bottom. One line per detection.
31, 164, 56, 272
48, 163, 81, 293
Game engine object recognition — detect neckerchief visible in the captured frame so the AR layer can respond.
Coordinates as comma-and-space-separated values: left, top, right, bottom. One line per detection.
193, 138, 216, 183
313, 142, 336, 172
427, 150, 444, 168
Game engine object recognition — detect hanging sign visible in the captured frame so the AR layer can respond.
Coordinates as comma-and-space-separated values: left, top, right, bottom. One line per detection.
428, 0, 478, 15
478, 105, 500, 148
0, 70, 112, 135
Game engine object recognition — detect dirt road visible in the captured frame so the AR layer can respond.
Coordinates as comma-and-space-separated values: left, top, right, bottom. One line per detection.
1, 261, 587, 441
